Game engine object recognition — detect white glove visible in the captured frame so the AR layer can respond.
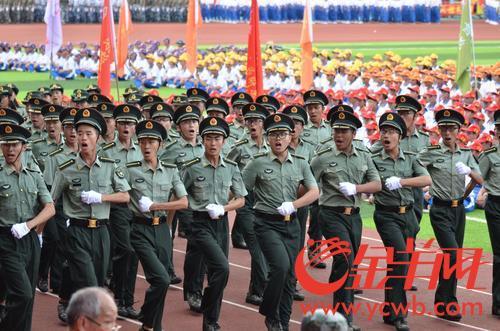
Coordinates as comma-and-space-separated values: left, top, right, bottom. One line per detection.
11, 223, 30, 239
277, 202, 296, 216
139, 196, 154, 213
38, 234, 43, 247
206, 204, 225, 219
385, 176, 402, 191
81, 190, 102, 204
66, 219, 70, 227
455, 162, 471, 175
339, 182, 357, 196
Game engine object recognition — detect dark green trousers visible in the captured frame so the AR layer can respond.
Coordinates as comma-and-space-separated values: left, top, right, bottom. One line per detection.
66, 224, 110, 295
412, 188, 424, 224
0, 229, 40, 331
318, 206, 362, 323
485, 197, 500, 310
131, 220, 171, 331
191, 212, 229, 324
182, 209, 206, 299
235, 193, 268, 296
109, 204, 138, 307
255, 213, 299, 330
374, 209, 419, 322
429, 204, 465, 306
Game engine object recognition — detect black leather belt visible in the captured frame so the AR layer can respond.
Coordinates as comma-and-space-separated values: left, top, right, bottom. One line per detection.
255, 211, 296, 222
375, 204, 413, 214
322, 206, 360, 215
133, 216, 166, 226
433, 198, 464, 208
488, 195, 500, 203
192, 211, 227, 220
70, 218, 108, 228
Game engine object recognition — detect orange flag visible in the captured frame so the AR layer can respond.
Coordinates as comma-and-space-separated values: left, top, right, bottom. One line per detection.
97, 0, 116, 98
246, 0, 263, 99
300, 0, 313, 90
117, 0, 132, 78
186, 0, 202, 73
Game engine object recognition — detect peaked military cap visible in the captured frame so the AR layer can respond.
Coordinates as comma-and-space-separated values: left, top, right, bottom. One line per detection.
96, 102, 115, 118
173, 104, 201, 124
41, 104, 65, 121
242, 103, 270, 120
187, 88, 209, 102
125, 92, 145, 104
435, 108, 465, 127
113, 104, 142, 123
256, 94, 280, 113
71, 89, 89, 103
172, 95, 188, 106
6, 83, 19, 95
231, 92, 253, 106
26, 97, 50, 112
86, 84, 101, 94
150, 102, 174, 120
327, 104, 354, 122
136, 119, 167, 141
330, 110, 362, 130
60, 107, 79, 125
379, 112, 407, 138
49, 83, 64, 94
303, 89, 328, 106
74, 108, 107, 135
0, 107, 24, 125
0, 85, 12, 96
264, 113, 295, 133
87, 94, 112, 105
0, 124, 31, 144
206, 97, 229, 116
139, 94, 163, 108
395, 95, 422, 113
199, 116, 230, 138
282, 105, 308, 125
38, 86, 52, 96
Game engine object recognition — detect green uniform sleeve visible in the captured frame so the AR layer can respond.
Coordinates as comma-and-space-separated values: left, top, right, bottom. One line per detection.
478, 153, 491, 180
230, 166, 248, 198
301, 161, 318, 189
112, 165, 131, 192
34, 171, 53, 204
50, 169, 65, 201
412, 156, 430, 177
466, 152, 481, 174
417, 149, 433, 167
365, 155, 381, 182
241, 160, 257, 191
310, 154, 323, 183
171, 168, 188, 197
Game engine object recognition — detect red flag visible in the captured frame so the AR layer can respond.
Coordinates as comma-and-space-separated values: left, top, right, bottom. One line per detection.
98, 0, 116, 98
246, 0, 263, 99
117, 0, 132, 78
186, 0, 202, 73
300, 0, 313, 90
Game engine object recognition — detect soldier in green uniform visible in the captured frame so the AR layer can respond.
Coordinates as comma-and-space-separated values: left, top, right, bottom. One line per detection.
70, 89, 90, 109
25, 97, 49, 142
87, 93, 112, 109
0, 123, 55, 331
418, 108, 483, 321
149, 102, 180, 142
50, 108, 130, 320
139, 94, 163, 120
49, 83, 65, 106
310, 110, 381, 331
205, 97, 232, 155
126, 119, 188, 331
242, 113, 319, 331
479, 110, 500, 317
101, 104, 143, 319
227, 103, 270, 305
187, 87, 209, 113
95, 102, 118, 146
256, 94, 281, 114
171, 95, 188, 111
228, 92, 252, 143
181, 116, 247, 331
371, 112, 431, 331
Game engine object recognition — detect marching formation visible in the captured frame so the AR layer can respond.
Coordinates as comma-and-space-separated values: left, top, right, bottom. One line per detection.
0, 83, 499, 331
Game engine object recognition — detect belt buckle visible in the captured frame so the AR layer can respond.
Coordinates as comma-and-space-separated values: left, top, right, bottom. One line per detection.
344, 207, 352, 216
284, 215, 291, 222
152, 217, 160, 226
88, 219, 97, 228
399, 206, 407, 214
451, 200, 459, 208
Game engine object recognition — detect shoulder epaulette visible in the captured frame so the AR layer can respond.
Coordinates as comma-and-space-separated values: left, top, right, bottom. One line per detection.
160, 161, 177, 168
31, 138, 45, 144
98, 156, 116, 163
482, 146, 497, 155
102, 142, 116, 150
48, 147, 64, 157
403, 151, 417, 155
427, 144, 441, 150
26, 167, 41, 173
315, 146, 332, 156
254, 152, 268, 159
163, 139, 177, 150
234, 138, 248, 147
461, 147, 471, 151
354, 145, 369, 153
320, 137, 333, 144
371, 152, 382, 158
126, 161, 142, 168
223, 158, 238, 166
418, 129, 429, 136
182, 157, 201, 168
292, 153, 306, 160
58, 158, 75, 170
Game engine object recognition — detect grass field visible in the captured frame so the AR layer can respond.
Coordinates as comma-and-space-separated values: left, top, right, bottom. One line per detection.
359, 202, 492, 254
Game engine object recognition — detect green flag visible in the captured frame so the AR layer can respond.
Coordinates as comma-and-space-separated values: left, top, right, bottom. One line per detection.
456, 0, 474, 93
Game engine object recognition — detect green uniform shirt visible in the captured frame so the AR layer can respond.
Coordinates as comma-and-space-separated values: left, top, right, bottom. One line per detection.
126, 159, 187, 218
372, 149, 429, 206
228, 121, 246, 142
181, 155, 247, 211
289, 138, 315, 162
317, 137, 369, 153
418, 143, 480, 200
301, 120, 331, 146
310, 145, 380, 208
51, 155, 131, 220
30, 134, 64, 172
159, 136, 204, 167
100, 138, 142, 166
227, 137, 269, 170
242, 151, 317, 214
43, 144, 78, 187
0, 161, 52, 226
370, 129, 430, 154
479, 146, 500, 196
27, 128, 48, 142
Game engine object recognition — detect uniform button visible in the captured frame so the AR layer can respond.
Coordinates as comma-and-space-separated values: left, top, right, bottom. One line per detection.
20, 189, 23, 192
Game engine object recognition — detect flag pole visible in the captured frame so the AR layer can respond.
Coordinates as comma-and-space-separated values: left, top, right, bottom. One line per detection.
469, 1, 478, 94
